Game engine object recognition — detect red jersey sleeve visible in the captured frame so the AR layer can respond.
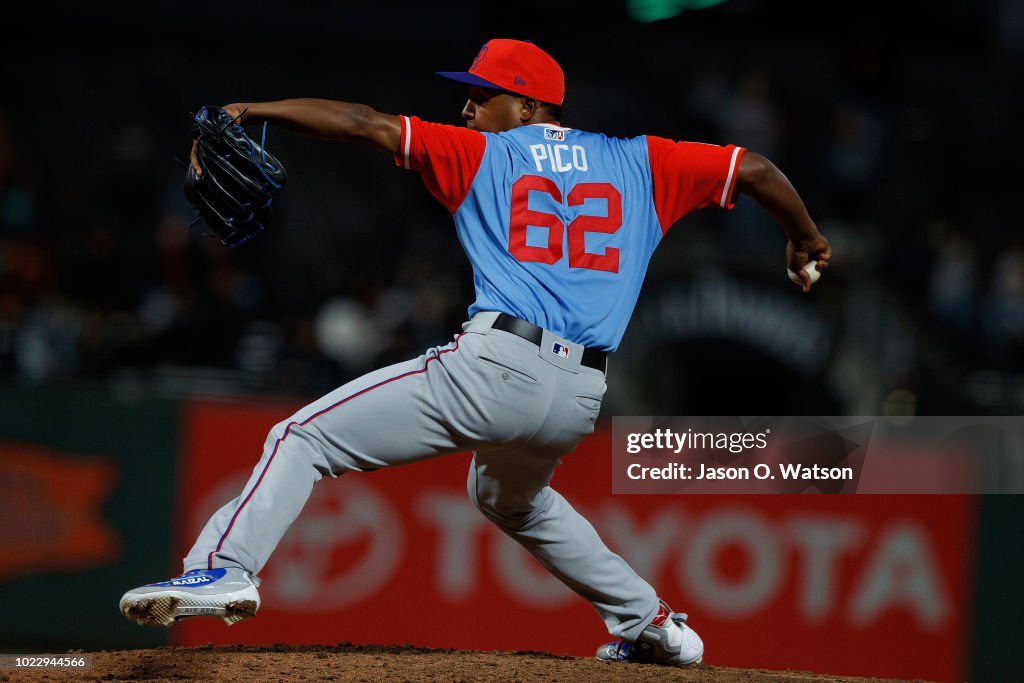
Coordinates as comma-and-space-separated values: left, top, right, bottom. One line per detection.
394, 115, 487, 214
646, 136, 746, 234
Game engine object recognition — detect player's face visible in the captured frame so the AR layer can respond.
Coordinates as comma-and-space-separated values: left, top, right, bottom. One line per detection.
462, 86, 525, 133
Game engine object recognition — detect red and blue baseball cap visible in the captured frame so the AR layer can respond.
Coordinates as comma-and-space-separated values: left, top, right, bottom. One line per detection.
437, 39, 565, 105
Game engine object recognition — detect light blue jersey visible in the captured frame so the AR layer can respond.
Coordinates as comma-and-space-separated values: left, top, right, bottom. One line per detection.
397, 117, 744, 352
457, 124, 661, 351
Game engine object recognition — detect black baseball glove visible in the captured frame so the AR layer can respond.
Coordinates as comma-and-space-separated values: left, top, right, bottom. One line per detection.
184, 105, 287, 247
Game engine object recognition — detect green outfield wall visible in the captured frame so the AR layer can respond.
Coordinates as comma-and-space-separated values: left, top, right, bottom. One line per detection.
0, 385, 179, 650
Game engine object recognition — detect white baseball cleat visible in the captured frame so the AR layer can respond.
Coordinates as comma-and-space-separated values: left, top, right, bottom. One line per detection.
119, 568, 261, 627
595, 601, 704, 667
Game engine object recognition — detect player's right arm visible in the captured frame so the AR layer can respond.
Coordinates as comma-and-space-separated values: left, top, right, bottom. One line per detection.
190, 99, 401, 176
734, 152, 831, 293
647, 137, 830, 293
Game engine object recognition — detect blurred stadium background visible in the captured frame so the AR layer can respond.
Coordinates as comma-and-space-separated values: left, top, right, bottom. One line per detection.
1, 1, 1022, 680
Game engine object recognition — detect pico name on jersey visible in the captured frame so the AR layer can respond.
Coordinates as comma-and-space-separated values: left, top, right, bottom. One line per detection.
530, 142, 588, 173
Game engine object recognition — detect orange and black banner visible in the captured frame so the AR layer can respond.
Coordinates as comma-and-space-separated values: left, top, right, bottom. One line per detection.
0, 386, 180, 650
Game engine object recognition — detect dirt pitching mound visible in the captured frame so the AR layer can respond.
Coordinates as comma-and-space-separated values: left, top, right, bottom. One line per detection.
5, 644, 923, 682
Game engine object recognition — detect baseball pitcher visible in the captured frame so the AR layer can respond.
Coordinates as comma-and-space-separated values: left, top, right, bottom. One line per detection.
120, 39, 831, 667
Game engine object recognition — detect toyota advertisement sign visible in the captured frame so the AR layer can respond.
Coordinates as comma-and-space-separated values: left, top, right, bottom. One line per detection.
173, 400, 974, 682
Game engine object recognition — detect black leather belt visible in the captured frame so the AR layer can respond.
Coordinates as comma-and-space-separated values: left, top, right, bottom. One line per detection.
491, 313, 608, 372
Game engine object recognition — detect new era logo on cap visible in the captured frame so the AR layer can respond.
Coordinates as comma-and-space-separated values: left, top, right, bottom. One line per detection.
471, 44, 489, 69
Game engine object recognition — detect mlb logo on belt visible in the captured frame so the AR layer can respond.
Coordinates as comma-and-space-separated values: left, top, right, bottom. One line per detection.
551, 342, 570, 359
544, 128, 565, 141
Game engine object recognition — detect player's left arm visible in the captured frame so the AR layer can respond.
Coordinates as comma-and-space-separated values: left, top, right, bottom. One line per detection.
189, 99, 402, 177
225, 99, 402, 151
734, 152, 831, 293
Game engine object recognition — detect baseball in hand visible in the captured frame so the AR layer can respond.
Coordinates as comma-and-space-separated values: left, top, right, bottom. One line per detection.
788, 260, 822, 286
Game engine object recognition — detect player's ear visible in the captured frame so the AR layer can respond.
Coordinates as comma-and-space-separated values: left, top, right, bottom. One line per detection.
520, 97, 540, 122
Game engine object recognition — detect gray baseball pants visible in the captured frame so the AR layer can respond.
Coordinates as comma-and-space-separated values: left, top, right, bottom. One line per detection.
184, 311, 659, 640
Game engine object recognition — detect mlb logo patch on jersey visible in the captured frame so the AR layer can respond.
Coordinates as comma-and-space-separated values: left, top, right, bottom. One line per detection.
551, 342, 570, 359
544, 128, 565, 141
